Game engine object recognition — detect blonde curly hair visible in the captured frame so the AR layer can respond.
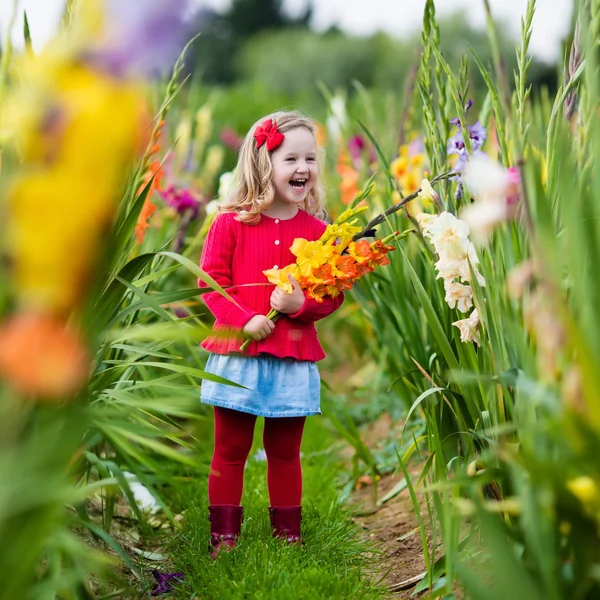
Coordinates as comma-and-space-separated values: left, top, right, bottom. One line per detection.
219, 111, 326, 224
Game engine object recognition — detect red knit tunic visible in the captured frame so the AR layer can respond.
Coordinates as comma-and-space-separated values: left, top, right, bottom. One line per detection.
199, 210, 344, 361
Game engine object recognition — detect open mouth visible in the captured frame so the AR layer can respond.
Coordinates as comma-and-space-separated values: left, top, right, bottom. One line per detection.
289, 179, 307, 189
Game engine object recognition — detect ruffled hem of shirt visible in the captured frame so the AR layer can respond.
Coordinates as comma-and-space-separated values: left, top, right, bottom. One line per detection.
200, 338, 326, 362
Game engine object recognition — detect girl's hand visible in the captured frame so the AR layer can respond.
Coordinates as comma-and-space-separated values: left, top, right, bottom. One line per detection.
270, 275, 305, 314
243, 315, 275, 341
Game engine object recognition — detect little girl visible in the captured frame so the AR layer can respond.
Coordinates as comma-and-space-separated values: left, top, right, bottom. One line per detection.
198, 111, 344, 558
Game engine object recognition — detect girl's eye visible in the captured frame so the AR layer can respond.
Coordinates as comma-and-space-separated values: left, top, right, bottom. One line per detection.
307, 157, 316, 162
286, 158, 296, 162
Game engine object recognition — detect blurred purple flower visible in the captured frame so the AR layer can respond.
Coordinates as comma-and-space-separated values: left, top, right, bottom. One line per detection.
160, 185, 200, 215
407, 137, 425, 156
92, 0, 207, 77
151, 570, 184, 596
173, 306, 189, 319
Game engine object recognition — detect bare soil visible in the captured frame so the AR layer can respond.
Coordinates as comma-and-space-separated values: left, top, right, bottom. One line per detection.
344, 412, 431, 599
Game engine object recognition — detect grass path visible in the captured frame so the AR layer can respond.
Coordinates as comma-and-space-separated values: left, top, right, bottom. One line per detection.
165, 413, 389, 599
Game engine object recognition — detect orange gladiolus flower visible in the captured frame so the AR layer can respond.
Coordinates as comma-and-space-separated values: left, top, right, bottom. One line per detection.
347, 240, 372, 264
336, 150, 361, 205
331, 254, 358, 280
135, 160, 164, 243
135, 198, 157, 244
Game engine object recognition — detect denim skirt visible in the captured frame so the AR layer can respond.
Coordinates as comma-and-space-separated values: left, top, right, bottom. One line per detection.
200, 353, 321, 418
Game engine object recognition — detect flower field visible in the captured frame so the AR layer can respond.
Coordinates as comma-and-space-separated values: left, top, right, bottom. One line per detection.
1, 0, 599, 598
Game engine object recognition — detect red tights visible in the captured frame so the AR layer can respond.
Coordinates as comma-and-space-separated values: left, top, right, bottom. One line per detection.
208, 406, 306, 507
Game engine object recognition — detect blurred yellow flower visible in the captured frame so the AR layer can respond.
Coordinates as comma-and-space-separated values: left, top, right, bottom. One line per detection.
390, 144, 426, 196
4, 64, 142, 313
567, 476, 599, 506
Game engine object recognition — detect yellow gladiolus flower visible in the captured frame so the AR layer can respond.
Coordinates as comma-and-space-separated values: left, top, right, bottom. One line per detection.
290, 238, 334, 277
334, 205, 368, 226
263, 264, 300, 293
319, 222, 362, 247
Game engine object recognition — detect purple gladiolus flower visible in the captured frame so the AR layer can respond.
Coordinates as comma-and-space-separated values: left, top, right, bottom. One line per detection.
447, 130, 466, 155
447, 108, 487, 180
151, 570, 184, 596
467, 122, 486, 149
91, 0, 204, 77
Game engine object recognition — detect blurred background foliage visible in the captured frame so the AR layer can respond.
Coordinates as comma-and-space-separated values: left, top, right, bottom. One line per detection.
187, 0, 560, 103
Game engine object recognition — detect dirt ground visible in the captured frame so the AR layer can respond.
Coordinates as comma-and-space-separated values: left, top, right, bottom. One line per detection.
344, 412, 430, 599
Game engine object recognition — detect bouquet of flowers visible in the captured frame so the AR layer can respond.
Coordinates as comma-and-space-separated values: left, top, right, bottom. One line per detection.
239, 183, 400, 351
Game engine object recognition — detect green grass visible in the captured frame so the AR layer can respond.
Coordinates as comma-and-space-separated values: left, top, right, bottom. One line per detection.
162, 411, 388, 600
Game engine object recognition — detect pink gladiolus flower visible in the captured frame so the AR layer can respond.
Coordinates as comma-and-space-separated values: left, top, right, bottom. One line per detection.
160, 185, 200, 215
220, 128, 243, 150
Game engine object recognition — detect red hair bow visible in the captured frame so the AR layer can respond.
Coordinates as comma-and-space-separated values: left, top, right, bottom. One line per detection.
254, 119, 284, 151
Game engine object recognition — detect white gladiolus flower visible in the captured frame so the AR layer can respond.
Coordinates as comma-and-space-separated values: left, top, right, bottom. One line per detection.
417, 211, 485, 343
417, 178, 439, 204
435, 255, 466, 281
426, 211, 470, 241
444, 281, 473, 313
205, 200, 219, 216
464, 154, 509, 199
460, 201, 509, 245
416, 212, 437, 231
218, 171, 234, 201
426, 212, 472, 258
455, 256, 486, 286
326, 95, 348, 142
453, 309, 480, 344
461, 154, 520, 243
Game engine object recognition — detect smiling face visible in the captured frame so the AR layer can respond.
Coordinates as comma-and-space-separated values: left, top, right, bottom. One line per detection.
269, 127, 319, 216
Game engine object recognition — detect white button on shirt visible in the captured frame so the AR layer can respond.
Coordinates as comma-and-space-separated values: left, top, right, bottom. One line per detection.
273, 265, 279, 269
274, 219, 280, 224
274, 240, 280, 245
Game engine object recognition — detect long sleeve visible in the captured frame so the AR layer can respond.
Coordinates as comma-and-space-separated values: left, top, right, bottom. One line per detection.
288, 290, 345, 323
199, 213, 259, 329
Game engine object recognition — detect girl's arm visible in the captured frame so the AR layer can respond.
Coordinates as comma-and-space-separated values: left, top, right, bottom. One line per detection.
288, 291, 345, 323
199, 214, 259, 329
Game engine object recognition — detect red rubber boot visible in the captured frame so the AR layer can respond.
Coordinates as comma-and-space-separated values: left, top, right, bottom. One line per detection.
208, 505, 244, 559
268, 505, 303, 544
